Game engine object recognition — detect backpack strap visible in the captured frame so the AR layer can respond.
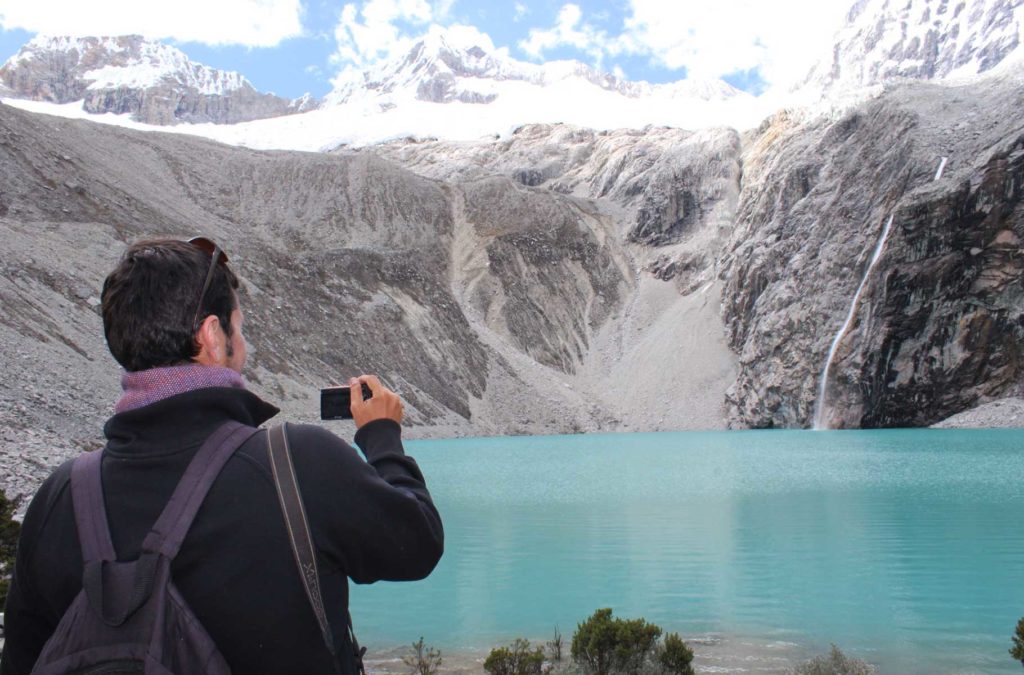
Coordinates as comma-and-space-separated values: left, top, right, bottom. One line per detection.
141, 420, 259, 559
71, 449, 118, 563
268, 423, 365, 675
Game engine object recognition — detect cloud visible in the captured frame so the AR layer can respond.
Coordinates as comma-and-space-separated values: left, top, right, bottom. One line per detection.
513, 3, 529, 22
332, 0, 447, 67
514, 0, 850, 90
618, 0, 850, 88
0, 0, 303, 47
433, 0, 456, 21
518, 4, 616, 64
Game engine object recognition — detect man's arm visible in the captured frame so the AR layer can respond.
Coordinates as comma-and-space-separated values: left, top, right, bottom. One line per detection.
1, 559, 48, 675
0, 473, 68, 675
291, 375, 443, 584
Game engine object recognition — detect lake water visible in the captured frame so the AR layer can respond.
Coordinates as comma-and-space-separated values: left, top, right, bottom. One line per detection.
350, 429, 1024, 674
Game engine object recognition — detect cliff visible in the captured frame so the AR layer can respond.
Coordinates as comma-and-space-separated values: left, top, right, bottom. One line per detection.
722, 74, 1024, 427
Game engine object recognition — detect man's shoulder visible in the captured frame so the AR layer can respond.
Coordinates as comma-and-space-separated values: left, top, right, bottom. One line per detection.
33, 455, 76, 510
235, 422, 360, 471
17, 455, 77, 552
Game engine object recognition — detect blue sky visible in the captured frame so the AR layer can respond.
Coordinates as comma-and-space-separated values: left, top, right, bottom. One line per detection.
0, 0, 852, 100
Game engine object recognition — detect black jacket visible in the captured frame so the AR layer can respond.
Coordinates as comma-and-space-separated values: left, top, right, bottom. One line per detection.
0, 387, 444, 675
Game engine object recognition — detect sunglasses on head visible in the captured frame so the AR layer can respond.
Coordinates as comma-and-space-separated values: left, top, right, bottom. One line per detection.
188, 237, 229, 334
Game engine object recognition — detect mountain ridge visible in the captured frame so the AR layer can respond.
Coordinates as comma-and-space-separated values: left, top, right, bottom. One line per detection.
2, 0, 1023, 143
326, 24, 747, 107
0, 35, 318, 125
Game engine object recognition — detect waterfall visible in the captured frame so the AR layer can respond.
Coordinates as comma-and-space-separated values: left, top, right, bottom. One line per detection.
935, 156, 948, 181
812, 214, 895, 430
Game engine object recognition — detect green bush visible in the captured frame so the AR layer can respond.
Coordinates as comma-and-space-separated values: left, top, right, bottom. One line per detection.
1011, 617, 1024, 667
657, 632, 694, 675
791, 644, 874, 675
571, 608, 662, 675
0, 490, 21, 608
484, 638, 545, 675
572, 608, 618, 675
402, 636, 442, 675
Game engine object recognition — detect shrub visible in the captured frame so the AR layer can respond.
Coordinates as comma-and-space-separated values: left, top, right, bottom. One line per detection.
791, 644, 874, 675
572, 608, 618, 675
484, 638, 545, 675
571, 608, 662, 675
403, 636, 442, 675
1011, 617, 1024, 667
657, 632, 694, 675
547, 626, 563, 663
0, 490, 20, 608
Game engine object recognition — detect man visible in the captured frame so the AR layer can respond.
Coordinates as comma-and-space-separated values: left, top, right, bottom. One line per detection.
0, 238, 443, 674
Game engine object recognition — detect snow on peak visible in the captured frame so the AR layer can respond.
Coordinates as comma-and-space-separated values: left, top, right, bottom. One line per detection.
327, 24, 536, 106
325, 24, 746, 108
8, 35, 251, 96
800, 0, 1024, 98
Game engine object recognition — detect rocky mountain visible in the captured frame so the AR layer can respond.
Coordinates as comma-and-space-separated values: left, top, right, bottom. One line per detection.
800, 0, 1024, 100
0, 99, 642, 502
0, 35, 318, 125
363, 63, 1024, 430
2, 0, 1024, 504
3, 54, 1022, 510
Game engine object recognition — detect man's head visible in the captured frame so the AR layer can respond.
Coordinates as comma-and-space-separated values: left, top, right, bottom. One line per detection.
101, 238, 246, 372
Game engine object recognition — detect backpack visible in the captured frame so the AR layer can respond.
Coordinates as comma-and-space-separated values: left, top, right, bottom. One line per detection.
30, 421, 259, 675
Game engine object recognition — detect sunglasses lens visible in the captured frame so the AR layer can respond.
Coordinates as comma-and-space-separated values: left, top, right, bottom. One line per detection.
188, 236, 228, 264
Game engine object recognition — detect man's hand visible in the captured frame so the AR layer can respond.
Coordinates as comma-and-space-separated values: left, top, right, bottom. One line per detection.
350, 374, 404, 428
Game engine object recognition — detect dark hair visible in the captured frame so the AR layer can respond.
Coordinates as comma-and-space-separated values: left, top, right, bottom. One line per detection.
101, 239, 240, 372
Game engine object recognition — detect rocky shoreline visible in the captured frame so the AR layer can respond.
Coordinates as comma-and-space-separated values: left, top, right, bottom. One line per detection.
930, 397, 1024, 429
360, 632, 820, 674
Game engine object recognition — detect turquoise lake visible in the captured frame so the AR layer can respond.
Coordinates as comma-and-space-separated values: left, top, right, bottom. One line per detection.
349, 429, 1024, 673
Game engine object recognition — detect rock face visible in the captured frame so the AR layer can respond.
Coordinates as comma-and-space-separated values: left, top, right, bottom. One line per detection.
721, 73, 1024, 428
368, 123, 742, 295
0, 35, 316, 125
801, 0, 1024, 99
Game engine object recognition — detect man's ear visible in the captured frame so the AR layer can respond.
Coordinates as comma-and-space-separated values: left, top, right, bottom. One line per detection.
193, 315, 225, 366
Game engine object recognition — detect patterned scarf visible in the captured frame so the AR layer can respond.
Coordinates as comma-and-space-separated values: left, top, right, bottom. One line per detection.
115, 364, 246, 414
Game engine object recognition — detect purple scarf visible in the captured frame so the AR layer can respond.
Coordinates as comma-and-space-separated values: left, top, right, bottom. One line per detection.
115, 364, 246, 414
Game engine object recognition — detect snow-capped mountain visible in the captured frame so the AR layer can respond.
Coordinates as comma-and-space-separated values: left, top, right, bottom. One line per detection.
800, 0, 1024, 99
6, 0, 1023, 150
0, 35, 318, 125
0, 27, 764, 150
327, 25, 748, 108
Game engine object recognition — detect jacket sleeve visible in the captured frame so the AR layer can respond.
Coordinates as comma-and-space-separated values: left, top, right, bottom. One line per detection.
0, 470, 69, 675
1, 555, 46, 675
287, 420, 443, 584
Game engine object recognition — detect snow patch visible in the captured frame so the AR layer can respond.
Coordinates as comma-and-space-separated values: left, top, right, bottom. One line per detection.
5, 35, 250, 96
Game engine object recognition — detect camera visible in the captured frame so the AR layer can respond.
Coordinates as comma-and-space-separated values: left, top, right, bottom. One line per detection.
320, 383, 374, 420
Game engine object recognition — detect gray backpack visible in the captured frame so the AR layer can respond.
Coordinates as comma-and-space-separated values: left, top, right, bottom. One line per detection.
30, 421, 258, 675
